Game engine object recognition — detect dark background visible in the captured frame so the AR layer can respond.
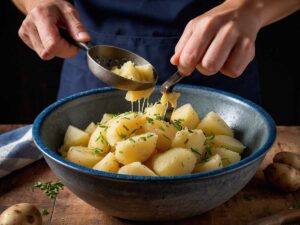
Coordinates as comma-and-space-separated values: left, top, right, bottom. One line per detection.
1, 1, 299, 125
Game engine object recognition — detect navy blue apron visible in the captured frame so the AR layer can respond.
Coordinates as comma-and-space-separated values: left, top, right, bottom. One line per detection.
58, 0, 261, 104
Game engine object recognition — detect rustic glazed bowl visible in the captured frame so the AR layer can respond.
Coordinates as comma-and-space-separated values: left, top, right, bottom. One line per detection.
32, 85, 276, 221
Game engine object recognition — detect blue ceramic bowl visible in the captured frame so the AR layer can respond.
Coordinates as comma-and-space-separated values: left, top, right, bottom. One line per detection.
32, 85, 276, 221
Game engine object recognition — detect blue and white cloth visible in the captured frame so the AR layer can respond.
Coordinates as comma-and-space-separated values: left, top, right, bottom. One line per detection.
0, 125, 42, 178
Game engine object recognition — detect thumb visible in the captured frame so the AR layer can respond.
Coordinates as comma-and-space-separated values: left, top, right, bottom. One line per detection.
62, 7, 90, 42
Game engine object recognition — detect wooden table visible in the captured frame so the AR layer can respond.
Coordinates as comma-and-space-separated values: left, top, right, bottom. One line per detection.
0, 125, 299, 225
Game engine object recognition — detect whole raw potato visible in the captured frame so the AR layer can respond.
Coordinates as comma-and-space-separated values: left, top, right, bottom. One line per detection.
0, 203, 42, 225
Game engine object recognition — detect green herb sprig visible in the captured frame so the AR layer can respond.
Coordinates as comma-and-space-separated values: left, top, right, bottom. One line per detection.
33, 181, 64, 199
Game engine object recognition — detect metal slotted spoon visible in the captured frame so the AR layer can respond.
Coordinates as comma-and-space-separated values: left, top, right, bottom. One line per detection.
61, 29, 158, 91
160, 71, 184, 122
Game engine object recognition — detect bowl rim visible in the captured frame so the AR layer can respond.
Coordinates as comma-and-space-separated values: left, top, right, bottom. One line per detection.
32, 84, 276, 181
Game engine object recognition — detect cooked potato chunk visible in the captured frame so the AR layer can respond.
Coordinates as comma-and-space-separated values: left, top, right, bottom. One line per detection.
125, 87, 155, 102
100, 113, 115, 124
111, 61, 141, 81
135, 64, 154, 81
84, 122, 97, 135
118, 162, 157, 176
210, 135, 246, 154
144, 103, 166, 118
106, 112, 145, 146
152, 148, 197, 176
171, 104, 199, 129
194, 154, 223, 173
212, 147, 241, 166
66, 146, 103, 168
93, 152, 119, 173
88, 126, 110, 154
143, 118, 177, 151
171, 129, 206, 155
160, 92, 181, 108
115, 132, 158, 164
64, 125, 90, 147
197, 111, 233, 137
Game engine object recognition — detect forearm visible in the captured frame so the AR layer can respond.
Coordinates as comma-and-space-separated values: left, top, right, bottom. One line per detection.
227, 0, 300, 28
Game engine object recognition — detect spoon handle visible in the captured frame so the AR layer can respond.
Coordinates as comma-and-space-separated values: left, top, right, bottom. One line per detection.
160, 71, 184, 93
59, 28, 92, 50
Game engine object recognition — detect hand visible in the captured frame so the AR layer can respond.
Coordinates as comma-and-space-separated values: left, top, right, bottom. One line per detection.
171, 0, 261, 77
18, 0, 90, 60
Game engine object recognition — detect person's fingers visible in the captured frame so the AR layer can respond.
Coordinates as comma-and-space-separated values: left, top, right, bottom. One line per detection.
198, 21, 239, 76
61, 4, 90, 42
18, 23, 34, 50
32, 12, 78, 59
170, 20, 193, 66
220, 37, 255, 77
19, 18, 51, 60
177, 17, 221, 75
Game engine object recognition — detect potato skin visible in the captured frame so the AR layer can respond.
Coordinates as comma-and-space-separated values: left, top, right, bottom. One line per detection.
273, 152, 300, 170
0, 203, 42, 225
264, 162, 300, 192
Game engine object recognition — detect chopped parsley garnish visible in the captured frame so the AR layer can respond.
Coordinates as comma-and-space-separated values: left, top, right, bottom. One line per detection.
140, 136, 147, 141
96, 123, 108, 129
154, 114, 163, 120
118, 132, 127, 139
90, 147, 103, 155
172, 119, 184, 131
206, 133, 215, 140
123, 125, 129, 131
96, 133, 108, 145
129, 126, 142, 135
222, 158, 231, 164
184, 138, 189, 144
33, 181, 64, 199
158, 126, 165, 131
205, 145, 212, 156
146, 117, 154, 124
119, 151, 124, 154
129, 138, 136, 143
188, 129, 193, 133
163, 134, 171, 140
41, 209, 49, 216
147, 134, 154, 138
191, 148, 201, 156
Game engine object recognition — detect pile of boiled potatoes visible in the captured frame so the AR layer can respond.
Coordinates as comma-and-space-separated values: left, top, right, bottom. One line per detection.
58, 101, 246, 176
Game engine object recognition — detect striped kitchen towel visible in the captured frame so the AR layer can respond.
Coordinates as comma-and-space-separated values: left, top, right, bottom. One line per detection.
0, 125, 42, 178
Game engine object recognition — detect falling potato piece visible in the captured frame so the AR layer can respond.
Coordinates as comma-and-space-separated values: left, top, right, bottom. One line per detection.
125, 87, 155, 102
0, 203, 42, 225
160, 92, 181, 108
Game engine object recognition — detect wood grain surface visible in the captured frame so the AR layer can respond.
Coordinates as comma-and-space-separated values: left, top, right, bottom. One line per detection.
0, 125, 299, 225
